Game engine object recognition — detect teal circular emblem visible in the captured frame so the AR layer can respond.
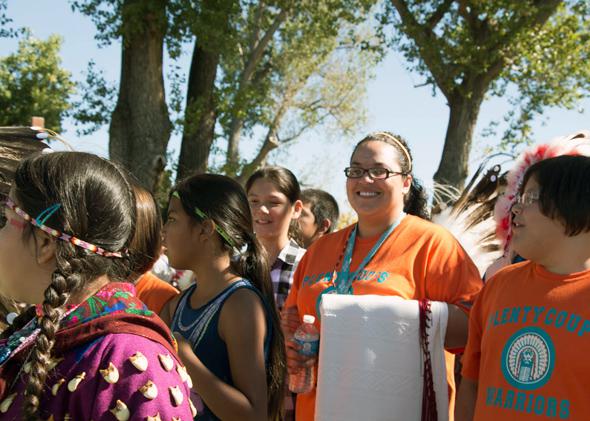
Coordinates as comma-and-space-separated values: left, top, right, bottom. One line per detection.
500, 326, 554, 390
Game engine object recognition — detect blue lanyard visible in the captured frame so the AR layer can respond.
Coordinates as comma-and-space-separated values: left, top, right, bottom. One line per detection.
336, 212, 406, 294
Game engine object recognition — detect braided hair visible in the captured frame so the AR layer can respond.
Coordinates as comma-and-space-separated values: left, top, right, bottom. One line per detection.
11, 152, 136, 417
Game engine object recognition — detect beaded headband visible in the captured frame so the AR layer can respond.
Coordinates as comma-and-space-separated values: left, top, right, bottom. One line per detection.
4, 198, 126, 258
372, 132, 413, 173
171, 191, 236, 248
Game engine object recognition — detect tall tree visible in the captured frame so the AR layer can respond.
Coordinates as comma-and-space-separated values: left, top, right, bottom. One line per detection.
72, 0, 171, 191
171, 0, 239, 180
384, 0, 590, 190
217, 0, 377, 179
0, 34, 75, 131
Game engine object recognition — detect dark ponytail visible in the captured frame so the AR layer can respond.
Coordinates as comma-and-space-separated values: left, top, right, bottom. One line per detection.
353, 132, 430, 220
12, 152, 136, 418
174, 174, 286, 420
405, 178, 430, 220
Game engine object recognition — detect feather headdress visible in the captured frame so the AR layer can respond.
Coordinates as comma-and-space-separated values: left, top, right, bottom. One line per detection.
494, 130, 590, 252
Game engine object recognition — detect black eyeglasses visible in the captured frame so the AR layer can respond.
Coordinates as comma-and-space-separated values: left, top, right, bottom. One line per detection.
344, 167, 405, 180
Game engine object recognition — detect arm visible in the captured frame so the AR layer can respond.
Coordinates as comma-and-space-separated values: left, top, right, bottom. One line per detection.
281, 305, 316, 375
175, 289, 268, 420
423, 227, 483, 352
456, 283, 487, 420
445, 303, 469, 349
159, 294, 180, 325
282, 254, 316, 375
456, 377, 478, 421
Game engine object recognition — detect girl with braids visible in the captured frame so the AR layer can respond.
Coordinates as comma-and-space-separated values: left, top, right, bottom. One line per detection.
160, 174, 286, 421
0, 152, 193, 419
282, 132, 483, 420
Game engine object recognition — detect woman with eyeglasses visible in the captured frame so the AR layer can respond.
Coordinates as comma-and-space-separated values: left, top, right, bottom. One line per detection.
282, 131, 483, 421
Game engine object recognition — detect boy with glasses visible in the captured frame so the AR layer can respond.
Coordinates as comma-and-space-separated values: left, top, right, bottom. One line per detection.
457, 155, 590, 420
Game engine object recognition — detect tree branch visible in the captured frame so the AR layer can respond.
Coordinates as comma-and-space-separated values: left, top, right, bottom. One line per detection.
390, 0, 455, 98
242, 6, 289, 85
247, 0, 265, 60
478, 0, 563, 89
226, 5, 290, 164
236, 129, 280, 183
426, 0, 454, 29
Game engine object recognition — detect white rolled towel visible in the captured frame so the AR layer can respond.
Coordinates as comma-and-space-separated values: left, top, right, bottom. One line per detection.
315, 294, 449, 421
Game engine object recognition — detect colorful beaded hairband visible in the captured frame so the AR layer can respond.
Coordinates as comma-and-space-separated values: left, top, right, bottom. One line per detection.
373, 132, 413, 173
4, 198, 125, 258
171, 191, 236, 248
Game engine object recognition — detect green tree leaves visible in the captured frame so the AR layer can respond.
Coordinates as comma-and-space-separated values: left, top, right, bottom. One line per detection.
0, 34, 75, 131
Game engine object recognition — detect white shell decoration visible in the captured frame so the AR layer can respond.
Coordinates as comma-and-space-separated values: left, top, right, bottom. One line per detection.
67, 372, 86, 392
0, 393, 17, 413
169, 385, 184, 406
146, 414, 162, 421
23, 362, 32, 374
176, 365, 192, 388
100, 362, 120, 384
158, 353, 174, 372
51, 378, 66, 396
129, 351, 148, 372
110, 399, 130, 421
140, 380, 158, 400
189, 399, 198, 417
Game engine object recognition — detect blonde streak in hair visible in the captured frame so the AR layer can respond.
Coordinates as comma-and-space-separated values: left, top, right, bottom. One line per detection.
373, 132, 413, 173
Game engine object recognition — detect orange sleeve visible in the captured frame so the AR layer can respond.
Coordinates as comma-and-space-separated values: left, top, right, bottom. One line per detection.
461, 283, 486, 381
136, 273, 180, 315
422, 227, 483, 313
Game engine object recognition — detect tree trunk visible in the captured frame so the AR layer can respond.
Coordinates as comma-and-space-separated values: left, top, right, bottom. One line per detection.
109, 0, 171, 192
433, 90, 485, 192
225, 116, 243, 173
176, 42, 220, 181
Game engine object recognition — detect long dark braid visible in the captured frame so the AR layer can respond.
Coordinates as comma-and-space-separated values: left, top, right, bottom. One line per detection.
233, 230, 286, 421
10, 152, 135, 417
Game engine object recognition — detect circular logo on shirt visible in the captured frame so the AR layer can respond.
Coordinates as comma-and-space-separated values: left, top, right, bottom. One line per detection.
501, 326, 555, 390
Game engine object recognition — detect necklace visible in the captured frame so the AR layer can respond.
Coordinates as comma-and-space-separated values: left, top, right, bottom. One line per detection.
333, 213, 406, 294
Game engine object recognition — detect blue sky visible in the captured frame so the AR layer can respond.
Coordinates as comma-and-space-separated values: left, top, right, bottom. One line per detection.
2, 1, 589, 211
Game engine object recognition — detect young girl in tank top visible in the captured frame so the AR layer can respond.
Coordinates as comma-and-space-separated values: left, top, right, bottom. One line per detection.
160, 173, 286, 420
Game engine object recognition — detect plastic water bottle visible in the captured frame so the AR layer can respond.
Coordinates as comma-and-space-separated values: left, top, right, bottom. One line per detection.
288, 314, 320, 394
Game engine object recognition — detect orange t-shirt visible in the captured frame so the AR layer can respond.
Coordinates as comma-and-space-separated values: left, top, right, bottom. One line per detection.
462, 261, 590, 420
284, 215, 482, 421
135, 272, 179, 315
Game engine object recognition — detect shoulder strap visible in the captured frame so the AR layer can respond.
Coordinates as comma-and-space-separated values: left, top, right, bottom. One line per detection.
170, 283, 197, 331
184, 280, 249, 349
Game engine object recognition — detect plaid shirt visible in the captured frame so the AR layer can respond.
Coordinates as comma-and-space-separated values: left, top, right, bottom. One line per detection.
271, 240, 305, 420
271, 239, 306, 312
